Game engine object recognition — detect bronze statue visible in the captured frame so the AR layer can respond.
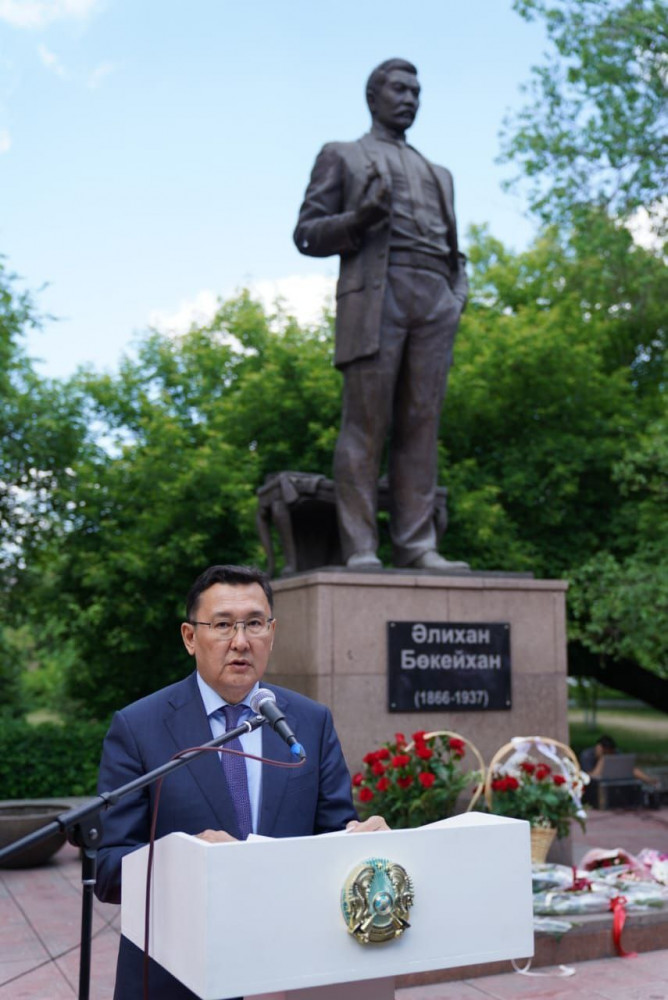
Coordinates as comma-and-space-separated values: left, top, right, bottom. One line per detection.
294, 58, 469, 570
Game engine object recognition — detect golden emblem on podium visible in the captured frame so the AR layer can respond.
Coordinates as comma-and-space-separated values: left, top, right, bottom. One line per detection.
341, 857, 414, 944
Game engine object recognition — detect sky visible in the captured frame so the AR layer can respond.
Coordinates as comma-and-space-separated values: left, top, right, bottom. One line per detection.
0, 0, 551, 380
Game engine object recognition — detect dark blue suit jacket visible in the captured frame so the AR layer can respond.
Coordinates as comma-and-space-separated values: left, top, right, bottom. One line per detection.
96, 672, 356, 999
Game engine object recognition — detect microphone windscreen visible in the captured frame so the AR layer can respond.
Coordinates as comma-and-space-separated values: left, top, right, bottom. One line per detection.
250, 688, 276, 714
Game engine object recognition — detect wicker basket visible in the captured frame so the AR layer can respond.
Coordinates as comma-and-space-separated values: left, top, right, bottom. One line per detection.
530, 825, 557, 864
406, 730, 486, 813
484, 735, 581, 811
484, 736, 583, 850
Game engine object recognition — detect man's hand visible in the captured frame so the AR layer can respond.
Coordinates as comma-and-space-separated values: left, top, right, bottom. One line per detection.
354, 166, 391, 230
345, 815, 390, 833
196, 829, 238, 843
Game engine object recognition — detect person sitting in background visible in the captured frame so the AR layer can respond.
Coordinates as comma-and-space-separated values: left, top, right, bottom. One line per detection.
580, 733, 659, 786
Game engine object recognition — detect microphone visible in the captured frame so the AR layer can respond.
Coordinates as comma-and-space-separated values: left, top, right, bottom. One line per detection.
250, 688, 306, 761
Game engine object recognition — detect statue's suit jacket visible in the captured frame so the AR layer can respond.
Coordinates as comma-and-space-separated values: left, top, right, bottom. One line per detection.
294, 133, 469, 368
95, 672, 356, 999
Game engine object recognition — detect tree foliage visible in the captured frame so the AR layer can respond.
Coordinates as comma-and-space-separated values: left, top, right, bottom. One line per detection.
501, 0, 668, 231
0, 262, 90, 570
21, 295, 340, 717
443, 216, 666, 582
0, 261, 90, 715
569, 407, 668, 680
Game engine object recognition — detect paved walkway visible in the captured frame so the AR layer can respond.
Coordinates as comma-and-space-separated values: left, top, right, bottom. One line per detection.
397, 950, 668, 1000
0, 809, 667, 999
0, 841, 119, 998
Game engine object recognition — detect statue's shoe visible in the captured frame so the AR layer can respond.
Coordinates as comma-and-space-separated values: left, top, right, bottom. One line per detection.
346, 552, 383, 569
408, 551, 469, 570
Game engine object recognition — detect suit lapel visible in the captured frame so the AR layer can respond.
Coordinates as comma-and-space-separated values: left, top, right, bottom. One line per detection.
257, 687, 298, 836
359, 133, 392, 190
163, 673, 241, 837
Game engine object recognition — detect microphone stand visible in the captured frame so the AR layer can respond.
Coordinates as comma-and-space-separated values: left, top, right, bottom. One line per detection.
0, 716, 266, 1000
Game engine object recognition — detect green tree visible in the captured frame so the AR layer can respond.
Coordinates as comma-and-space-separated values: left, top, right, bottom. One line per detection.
501, 0, 668, 231
28, 294, 340, 718
442, 219, 666, 573
441, 220, 668, 707
0, 259, 89, 716
498, 1, 668, 701
569, 406, 668, 702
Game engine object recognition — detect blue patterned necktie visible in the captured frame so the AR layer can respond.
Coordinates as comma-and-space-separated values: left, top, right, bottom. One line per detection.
220, 703, 253, 840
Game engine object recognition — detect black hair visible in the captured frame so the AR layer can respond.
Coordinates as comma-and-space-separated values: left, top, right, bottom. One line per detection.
597, 734, 617, 753
185, 565, 274, 620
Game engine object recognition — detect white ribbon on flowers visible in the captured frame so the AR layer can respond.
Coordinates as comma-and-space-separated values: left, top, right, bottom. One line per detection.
508, 737, 586, 817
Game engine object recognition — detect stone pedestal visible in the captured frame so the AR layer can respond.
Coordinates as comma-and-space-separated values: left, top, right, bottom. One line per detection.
267, 569, 569, 775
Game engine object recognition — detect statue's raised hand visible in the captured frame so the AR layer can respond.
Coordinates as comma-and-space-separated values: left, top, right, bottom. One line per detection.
354, 165, 391, 230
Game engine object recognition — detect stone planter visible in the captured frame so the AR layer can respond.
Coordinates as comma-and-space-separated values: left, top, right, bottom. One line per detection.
0, 799, 70, 868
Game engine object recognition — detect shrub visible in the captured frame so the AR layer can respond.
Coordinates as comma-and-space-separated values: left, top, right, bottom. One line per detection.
0, 720, 109, 798
0, 627, 25, 720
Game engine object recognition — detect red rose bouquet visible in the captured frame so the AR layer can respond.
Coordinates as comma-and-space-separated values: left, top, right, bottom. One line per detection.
352, 730, 483, 828
488, 738, 587, 839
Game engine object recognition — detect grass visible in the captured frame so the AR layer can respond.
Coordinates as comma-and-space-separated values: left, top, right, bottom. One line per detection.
569, 706, 668, 769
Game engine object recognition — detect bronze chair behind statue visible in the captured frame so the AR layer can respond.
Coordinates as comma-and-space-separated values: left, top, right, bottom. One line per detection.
256, 471, 448, 576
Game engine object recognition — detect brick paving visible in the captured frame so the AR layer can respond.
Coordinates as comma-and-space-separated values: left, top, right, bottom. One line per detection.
0, 810, 666, 999
0, 843, 118, 999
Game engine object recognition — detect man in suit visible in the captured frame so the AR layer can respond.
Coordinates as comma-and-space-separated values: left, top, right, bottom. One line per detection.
96, 564, 383, 999
295, 58, 469, 571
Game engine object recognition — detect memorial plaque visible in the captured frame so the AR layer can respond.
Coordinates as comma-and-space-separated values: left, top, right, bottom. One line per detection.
388, 621, 511, 712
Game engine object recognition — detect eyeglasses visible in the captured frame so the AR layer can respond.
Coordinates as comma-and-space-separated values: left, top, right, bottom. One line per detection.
189, 616, 275, 640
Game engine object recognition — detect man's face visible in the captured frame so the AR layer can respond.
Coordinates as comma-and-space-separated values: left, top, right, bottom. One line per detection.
181, 582, 276, 704
370, 69, 420, 132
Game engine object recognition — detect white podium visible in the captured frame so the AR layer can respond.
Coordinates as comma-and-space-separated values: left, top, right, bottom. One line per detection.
121, 812, 534, 1000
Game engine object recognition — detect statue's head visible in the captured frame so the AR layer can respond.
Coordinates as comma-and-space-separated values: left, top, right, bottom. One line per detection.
366, 58, 420, 133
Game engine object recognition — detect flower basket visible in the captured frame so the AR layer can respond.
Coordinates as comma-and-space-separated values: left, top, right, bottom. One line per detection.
530, 825, 557, 864
485, 735, 587, 842
353, 729, 485, 829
